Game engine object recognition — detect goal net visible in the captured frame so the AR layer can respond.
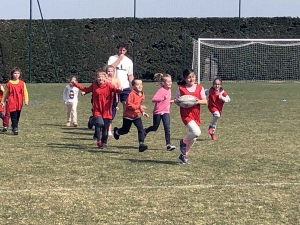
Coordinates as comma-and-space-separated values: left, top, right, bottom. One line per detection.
192, 38, 300, 83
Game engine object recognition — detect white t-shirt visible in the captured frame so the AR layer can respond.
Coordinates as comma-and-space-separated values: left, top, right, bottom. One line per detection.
63, 84, 79, 103
108, 55, 133, 89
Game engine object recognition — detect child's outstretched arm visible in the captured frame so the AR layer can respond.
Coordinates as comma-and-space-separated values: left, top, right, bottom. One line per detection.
23, 83, 29, 105
72, 81, 93, 93
220, 91, 230, 102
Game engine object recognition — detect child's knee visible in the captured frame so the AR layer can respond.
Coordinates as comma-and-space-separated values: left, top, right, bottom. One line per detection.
194, 129, 201, 137
213, 111, 221, 118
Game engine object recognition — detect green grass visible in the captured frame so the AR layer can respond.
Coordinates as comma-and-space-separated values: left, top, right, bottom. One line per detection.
0, 82, 299, 224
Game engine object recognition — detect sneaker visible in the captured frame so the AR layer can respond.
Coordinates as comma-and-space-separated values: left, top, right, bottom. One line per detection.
178, 154, 188, 164
1, 126, 7, 132
12, 127, 18, 135
211, 134, 217, 140
66, 121, 71, 127
97, 140, 102, 148
166, 144, 176, 151
113, 127, 120, 140
178, 139, 187, 155
87, 116, 93, 129
102, 143, 108, 149
138, 143, 148, 152
208, 126, 214, 135
73, 122, 78, 127
108, 131, 113, 137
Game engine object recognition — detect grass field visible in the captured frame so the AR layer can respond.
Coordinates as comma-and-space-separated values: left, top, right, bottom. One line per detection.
0, 82, 299, 224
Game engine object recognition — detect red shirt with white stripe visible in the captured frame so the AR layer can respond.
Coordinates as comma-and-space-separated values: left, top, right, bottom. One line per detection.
207, 87, 229, 114
178, 84, 205, 126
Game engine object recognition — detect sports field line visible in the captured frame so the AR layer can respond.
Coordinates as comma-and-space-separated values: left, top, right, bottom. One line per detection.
0, 182, 299, 194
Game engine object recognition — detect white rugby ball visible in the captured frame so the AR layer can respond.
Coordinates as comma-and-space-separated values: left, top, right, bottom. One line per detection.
176, 95, 197, 108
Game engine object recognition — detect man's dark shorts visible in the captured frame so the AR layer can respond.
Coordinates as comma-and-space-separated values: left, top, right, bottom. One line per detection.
119, 87, 131, 102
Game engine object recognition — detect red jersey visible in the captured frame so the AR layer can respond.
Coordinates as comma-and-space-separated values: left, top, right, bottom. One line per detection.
123, 89, 145, 119
207, 87, 228, 114
0, 83, 3, 112
6, 80, 26, 111
179, 84, 203, 126
74, 81, 121, 119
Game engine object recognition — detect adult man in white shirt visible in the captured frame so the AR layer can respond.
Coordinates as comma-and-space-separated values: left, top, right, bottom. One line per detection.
107, 43, 134, 110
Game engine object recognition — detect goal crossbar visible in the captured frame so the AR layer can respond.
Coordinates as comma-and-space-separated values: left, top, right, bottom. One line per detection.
193, 38, 300, 83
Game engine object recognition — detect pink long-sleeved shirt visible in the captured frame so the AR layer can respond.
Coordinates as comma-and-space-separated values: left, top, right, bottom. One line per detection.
151, 86, 172, 114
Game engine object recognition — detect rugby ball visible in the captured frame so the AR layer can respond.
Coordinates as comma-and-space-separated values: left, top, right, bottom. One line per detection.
176, 95, 198, 108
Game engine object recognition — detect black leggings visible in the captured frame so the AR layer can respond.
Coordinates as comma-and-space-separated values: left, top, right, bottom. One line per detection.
10, 110, 21, 129
145, 113, 171, 145
118, 117, 146, 143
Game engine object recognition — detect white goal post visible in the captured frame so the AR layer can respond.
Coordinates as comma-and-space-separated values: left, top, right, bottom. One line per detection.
192, 38, 300, 83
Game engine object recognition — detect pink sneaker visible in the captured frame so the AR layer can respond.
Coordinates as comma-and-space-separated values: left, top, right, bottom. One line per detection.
66, 121, 71, 127
97, 140, 102, 148
208, 127, 214, 135
211, 134, 217, 140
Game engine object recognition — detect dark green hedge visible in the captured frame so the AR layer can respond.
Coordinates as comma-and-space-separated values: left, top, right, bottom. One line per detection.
0, 17, 300, 83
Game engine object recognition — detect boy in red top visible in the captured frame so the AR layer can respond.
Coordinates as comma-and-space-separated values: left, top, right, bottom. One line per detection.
72, 69, 122, 148
1, 67, 29, 135
175, 69, 207, 164
113, 79, 150, 152
205, 77, 230, 140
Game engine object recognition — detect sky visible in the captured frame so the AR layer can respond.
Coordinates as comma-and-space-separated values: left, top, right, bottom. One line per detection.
1, 0, 300, 19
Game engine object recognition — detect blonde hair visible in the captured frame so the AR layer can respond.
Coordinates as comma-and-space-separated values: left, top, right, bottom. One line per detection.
153, 73, 171, 86
69, 75, 77, 81
96, 68, 107, 77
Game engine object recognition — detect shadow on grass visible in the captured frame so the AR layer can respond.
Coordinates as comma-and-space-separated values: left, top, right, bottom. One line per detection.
40, 123, 64, 127
119, 158, 178, 165
61, 127, 92, 131
61, 137, 93, 141
62, 131, 93, 135
170, 138, 208, 142
47, 143, 90, 150
40, 123, 91, 131
88, 149, 127, 154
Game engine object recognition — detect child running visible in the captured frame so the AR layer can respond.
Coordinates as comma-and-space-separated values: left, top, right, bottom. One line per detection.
0, 82, 5, 120
106, 65, 121, 136
144, 73, 176, 151
72, 69, 122, 148
175, 69, 207, 164
0, 67, 29, 135
113, 79, 150, 152
63, 76, 80, 127
205, 77, 230, 140
0, 82, 10, 132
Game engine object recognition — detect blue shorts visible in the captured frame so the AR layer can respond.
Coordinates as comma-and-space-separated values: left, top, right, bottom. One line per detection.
119, 87, 131, 102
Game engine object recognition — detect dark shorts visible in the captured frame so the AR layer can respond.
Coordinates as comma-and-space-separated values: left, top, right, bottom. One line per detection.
119, 87, 131, 102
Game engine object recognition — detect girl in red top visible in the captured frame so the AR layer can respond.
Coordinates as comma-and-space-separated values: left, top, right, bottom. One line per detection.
205, 77, 230, 140
72, 69, 122, 148
1, 67, 29, 135
175, 69, 207, 164
113, 79, 150, 152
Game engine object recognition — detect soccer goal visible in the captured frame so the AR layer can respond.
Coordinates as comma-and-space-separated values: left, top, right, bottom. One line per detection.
192, 38, 300, 83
